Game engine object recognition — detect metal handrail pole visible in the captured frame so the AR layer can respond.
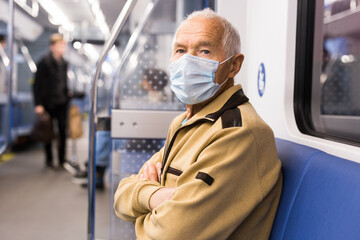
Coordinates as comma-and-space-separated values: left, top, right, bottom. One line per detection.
87, 0, 138, 239
110, 0, 159, 108
16, 35, 37, 73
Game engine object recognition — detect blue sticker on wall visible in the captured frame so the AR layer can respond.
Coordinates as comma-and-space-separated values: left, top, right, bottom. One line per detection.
257, 63, 266, 97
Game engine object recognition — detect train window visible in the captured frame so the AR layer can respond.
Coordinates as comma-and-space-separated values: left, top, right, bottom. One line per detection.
295, 0, 360, 144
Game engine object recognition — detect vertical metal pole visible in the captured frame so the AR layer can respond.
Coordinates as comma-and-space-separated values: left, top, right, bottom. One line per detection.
6, 0, 15, 147
203, 0, 209, 8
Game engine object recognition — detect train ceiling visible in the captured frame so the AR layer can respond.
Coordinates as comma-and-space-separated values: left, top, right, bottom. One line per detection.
0, 0, 127, 41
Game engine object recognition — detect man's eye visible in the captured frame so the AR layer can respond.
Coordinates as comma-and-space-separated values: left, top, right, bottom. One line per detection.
201, 50, 210, 54
176, 49, 185, 54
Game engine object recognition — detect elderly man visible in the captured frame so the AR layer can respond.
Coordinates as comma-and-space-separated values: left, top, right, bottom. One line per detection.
114, 8, 282, 240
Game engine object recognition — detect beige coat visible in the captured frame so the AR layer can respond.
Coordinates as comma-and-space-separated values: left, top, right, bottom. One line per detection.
114, 84, 282, 240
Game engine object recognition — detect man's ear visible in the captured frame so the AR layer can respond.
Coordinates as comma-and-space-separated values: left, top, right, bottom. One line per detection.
228, 53, 244, 78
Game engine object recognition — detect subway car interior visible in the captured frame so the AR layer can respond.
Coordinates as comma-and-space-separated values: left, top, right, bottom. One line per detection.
0, 0, 359, 239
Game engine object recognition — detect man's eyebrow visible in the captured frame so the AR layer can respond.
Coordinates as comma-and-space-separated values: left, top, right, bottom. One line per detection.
173, 42, 186, 49
173, 41, 215, 49
196, 41, 214, 48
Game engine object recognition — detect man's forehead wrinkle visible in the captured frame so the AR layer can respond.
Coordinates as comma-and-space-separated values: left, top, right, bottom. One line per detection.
176, 25, 223, 48
179, 16, 224, 35
177, 27, 215, 38
197, 41, 214, 46
174, 40, 215, 50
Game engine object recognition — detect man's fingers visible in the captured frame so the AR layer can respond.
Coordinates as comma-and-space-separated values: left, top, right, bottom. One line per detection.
140, 165, 149, 180
147, 163, 158, 181
141, 162, 162, 183
156, 162, 162, 181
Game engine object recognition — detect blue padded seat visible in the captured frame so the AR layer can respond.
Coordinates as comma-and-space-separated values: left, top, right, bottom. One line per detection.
270, 138, 360, 240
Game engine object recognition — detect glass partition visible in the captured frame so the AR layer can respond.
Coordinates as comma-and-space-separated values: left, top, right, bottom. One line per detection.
110, 138, 165, 239
108, 0, 182, 239
112, 3, 183, 111
105, 1, 215, 238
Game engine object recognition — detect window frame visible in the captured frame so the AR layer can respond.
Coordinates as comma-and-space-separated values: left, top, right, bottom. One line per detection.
293, 0, 360, 146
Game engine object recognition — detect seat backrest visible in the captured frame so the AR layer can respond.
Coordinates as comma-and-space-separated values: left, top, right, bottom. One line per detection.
270, 138, 360, 240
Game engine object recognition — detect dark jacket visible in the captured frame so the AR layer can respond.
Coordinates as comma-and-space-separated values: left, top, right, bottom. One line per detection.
33, 53, 69, 109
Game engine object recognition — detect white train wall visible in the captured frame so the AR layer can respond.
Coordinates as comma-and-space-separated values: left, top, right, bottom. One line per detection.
217, 0, 360, 162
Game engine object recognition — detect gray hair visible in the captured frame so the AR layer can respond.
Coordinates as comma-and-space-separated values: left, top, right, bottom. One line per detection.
172, 8, 241, 58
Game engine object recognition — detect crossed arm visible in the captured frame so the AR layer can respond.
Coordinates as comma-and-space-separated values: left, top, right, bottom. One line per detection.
140, 162, 175, 210
114, 127, 274, 239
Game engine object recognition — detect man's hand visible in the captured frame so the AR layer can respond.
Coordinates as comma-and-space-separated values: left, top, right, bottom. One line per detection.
140, 162, 162, 183
140, 162, 176, 210
35, 105, 44, 114
149, 187, 175, 210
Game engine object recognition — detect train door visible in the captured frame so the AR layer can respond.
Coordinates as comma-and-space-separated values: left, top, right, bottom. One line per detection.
0, 36, 40, 153
0, 4, 13, 156
0, 1, 41, 155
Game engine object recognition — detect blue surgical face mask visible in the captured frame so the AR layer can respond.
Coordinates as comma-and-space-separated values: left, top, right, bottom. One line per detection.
169, 54, 233, 105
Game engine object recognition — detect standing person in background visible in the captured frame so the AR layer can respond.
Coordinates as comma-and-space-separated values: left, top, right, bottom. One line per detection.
32, 33, 71, 169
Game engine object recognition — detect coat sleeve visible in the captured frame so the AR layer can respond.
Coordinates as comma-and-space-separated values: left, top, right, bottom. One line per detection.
113, 148, 164, 223
132, 126, 281, 240
64, 61, 70, 98
33, 59, 47, 106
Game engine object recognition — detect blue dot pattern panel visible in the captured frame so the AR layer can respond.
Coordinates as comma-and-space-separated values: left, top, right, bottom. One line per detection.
116, 138, 165, 174
120, 152, 154, 174
111, 138, 166, 240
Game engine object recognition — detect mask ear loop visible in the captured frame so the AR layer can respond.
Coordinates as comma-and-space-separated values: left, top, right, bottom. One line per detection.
219, 77, 229, 87
217, 55, 234, 87
219, 55, 234, 65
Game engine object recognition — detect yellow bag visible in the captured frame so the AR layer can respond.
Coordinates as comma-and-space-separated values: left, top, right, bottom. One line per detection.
68, 105, 83, 139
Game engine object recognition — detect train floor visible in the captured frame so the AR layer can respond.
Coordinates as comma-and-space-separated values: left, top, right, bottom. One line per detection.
0, 143, 111, 240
